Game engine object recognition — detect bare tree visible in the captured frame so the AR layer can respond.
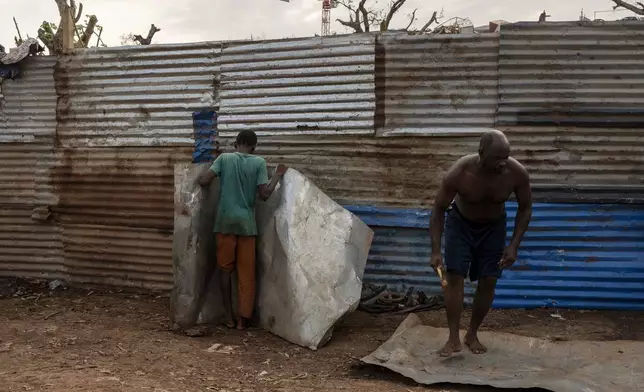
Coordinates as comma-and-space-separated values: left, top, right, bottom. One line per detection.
133, 24, 161, 45
37, 0, 100, 54
612, 0, 644, 15
336, 0, 439, 34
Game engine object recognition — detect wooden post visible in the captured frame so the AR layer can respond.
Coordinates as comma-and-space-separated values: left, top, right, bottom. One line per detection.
61, 5, 75, 53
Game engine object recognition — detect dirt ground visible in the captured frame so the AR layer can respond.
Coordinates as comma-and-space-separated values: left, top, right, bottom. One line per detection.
1, 280, 643, 392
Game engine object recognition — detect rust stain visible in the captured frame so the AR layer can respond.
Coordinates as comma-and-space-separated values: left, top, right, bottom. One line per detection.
53, 57, 71, 148
586, 256, 600, 263
51, 147, 190, 230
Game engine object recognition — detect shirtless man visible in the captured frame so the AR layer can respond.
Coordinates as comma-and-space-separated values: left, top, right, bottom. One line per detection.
430, 130, 532, 356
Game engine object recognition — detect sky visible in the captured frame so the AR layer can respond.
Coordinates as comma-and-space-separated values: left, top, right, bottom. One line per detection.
0, 0, 638, 50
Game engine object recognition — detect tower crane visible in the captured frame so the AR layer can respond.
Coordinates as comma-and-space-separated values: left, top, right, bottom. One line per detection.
320, 0, 338, 36
281, 0, 337, 36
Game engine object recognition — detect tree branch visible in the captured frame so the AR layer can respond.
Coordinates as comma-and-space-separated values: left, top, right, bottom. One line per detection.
134, 24, 161, 45
73, 2, 83, 23
612, 0, 644, 15
405, 8, 417, 31
78, 15, 97, 47
336, 0, 367, 33
417, 11, 438, 34
359, 0, 370, 32
55, 0, 67, 16
337, 17, 363, 32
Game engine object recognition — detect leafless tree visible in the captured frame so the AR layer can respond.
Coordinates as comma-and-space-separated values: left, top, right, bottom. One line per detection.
336, 0, 439, 34
37, 0, 99, 54
133, 24, 161, 45
612, 0, 644, 15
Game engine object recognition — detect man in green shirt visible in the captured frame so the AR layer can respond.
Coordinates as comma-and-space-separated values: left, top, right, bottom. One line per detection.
197, 130, 286, 330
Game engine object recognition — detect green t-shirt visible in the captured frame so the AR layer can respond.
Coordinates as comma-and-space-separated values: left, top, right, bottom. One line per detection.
210, 152, 269, 236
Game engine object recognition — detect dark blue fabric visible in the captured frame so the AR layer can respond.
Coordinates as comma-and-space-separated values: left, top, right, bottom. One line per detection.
444, 204, 506, 281
0, 64, 21, 80
192, 110, 217, 163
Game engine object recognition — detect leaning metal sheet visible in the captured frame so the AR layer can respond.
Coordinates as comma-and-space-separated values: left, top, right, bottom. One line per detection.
256, 169, 373, 350
362, 314, 644, 392
171, 164, 225, 329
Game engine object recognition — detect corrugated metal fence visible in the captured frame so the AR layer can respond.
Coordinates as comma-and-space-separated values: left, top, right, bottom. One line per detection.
218, 35, 375, 137
498, 22, 644, 197
377, 33, 499, 136
348, 203, 644, 310
0, 56, 65, 281
0, 22, 643, 308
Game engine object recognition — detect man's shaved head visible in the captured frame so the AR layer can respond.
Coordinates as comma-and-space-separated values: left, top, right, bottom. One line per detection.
479, 130, 510, 153
478, 130, 510, 173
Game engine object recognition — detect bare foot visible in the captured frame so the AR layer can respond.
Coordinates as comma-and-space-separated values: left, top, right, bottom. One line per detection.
464, 332, 487, 354
437, 338, 462, 357
222, 317, 235, 329
237, 317, 250, 331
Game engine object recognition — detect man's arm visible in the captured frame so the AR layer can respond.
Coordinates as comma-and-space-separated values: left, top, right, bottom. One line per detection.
196, 168, 216, 187
509, 164, 532, 250
430, 162, 461, 260
258, 164, 287, 201
193, 157, 221, 190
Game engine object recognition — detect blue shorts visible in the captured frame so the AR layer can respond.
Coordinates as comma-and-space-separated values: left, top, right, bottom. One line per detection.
444, 204, 506, 282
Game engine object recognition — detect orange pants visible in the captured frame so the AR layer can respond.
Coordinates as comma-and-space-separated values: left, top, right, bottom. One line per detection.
215, 233, 256, 319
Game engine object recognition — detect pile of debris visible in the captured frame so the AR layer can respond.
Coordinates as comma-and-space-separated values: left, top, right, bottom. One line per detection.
0, 38, 44, 81
359, 283, 444, 314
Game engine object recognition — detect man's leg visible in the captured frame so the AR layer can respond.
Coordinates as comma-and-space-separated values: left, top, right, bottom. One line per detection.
216, 234, 237, 328
438, 272, 465, 356
465, 215, 505, 354
235, 236, 256, 330
465, 276, 497, 354
438, 207, 472, 357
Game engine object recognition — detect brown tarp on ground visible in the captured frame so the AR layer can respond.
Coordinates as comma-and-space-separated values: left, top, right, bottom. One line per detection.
362, 314, 644, 392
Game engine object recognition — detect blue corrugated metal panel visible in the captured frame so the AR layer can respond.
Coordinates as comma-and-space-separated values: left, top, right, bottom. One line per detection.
192, 110, 217, 163
346, 203, 644, 310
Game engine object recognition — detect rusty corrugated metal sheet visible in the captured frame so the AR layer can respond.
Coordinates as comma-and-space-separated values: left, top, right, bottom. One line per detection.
499, 22, 644, 127
498, 22, 644, 196
0, 57, 63, 281
50, 146, 190, 289
377, 33, 499, 136
62, 223, 172, 290
0, 57, 58, 207
51, 147, 191, 229
218, 35, 375, 137
0, 207, 64, 280
48, 42, 219, 289
250, 135, 464, 208
253, 133, 595, 208
55, 42, 221, 147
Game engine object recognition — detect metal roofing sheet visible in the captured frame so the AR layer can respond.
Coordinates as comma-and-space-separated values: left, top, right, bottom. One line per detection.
0, 207, 64, 280
55, 42, 221, 147
498, 22, 644, 127
218, 35, 375, 137
50, 146, 191, 229
62, 223, 172, 290
0, 56, 57, 143
378, 33, 499, 136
